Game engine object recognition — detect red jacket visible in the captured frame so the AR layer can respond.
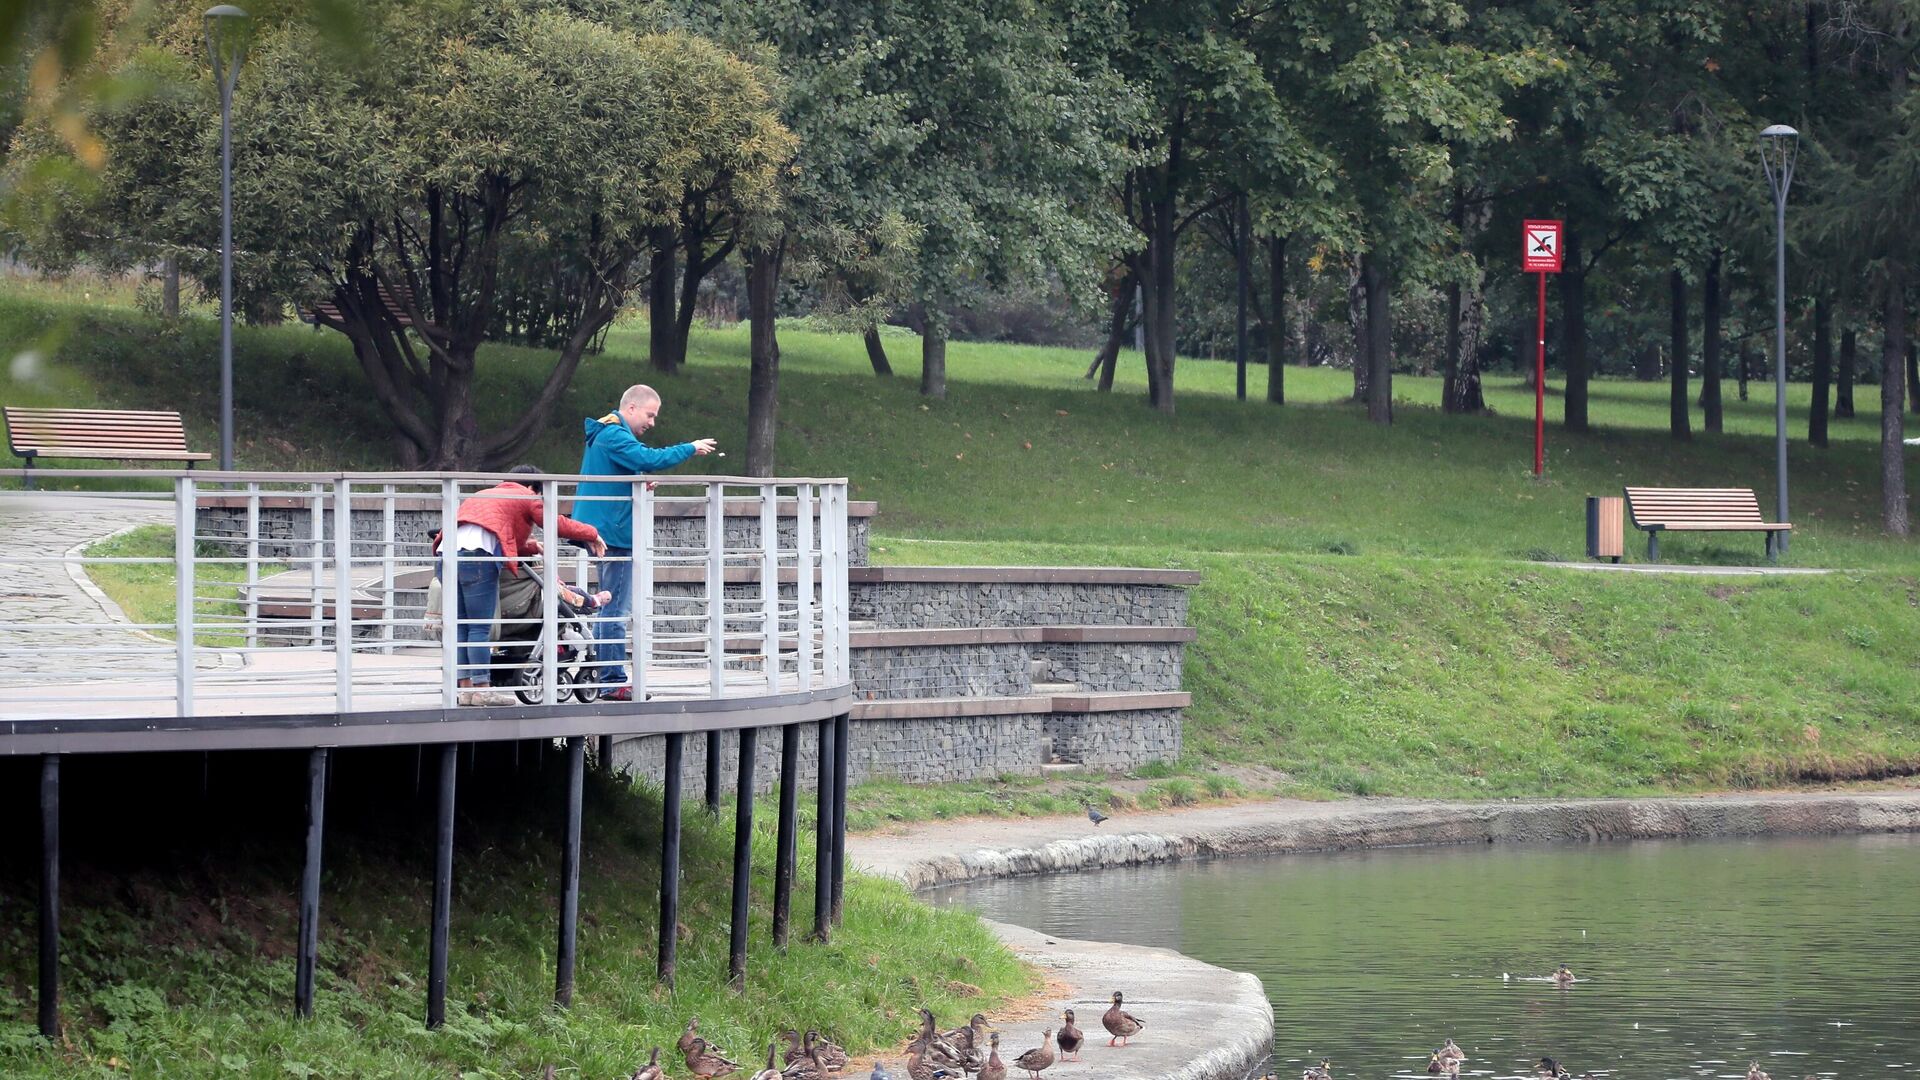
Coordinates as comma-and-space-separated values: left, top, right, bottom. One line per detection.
439, 481, 601, 578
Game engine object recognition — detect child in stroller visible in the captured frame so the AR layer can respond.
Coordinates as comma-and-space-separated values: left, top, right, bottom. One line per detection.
491, 566, 613, 704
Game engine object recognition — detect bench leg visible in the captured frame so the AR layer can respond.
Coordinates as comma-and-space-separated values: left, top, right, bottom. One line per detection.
22, 459, 33, 491
1766, 533, 1777, 563
1646, 532, 1659, 563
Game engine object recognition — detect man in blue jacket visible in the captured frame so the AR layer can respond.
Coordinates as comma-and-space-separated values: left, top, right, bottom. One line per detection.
574, 384, 716, 700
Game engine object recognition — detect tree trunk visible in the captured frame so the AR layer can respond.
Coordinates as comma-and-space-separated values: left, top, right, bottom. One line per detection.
1444, 274, 1487, 414
864, 326, 893, 377
1670, 269, 1691, 440
648, 227, 678, 374
1086, 271, 1134, 392
1837, 326, 1857, 417
745, 243, 782, 476
1701, 253, 1723, 432
920, 319, 947, 400
1267, 234, 1286, 405
1347, 255, 1369, 402
162, 255, 180, 318
1810, 296, 1832, 447
1559, 230, 1588, 431
1636, 341, 1662, 382
1739, 343, 1751, 401
1362, 252, 1392, 425
1881, 268, 1909, 536
1907, 340, 1919, 415
1144, 197, 1178, 413
671, 233, 704, 369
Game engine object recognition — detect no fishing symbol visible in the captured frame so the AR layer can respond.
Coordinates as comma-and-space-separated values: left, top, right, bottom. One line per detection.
1523, 220, 1564, 273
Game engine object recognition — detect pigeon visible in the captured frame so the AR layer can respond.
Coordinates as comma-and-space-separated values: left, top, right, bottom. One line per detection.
1086, 805, 1109, 826
871, 1064, 893, 1080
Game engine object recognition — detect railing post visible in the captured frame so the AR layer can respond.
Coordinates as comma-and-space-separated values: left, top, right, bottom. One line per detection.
541, 482, 561, 705
707, 481, 726, 697
308, 483, 325, 648
440, 480, 459, 708
380, 484, 396, 654
835, 487, 851, 683
634, 480, 653, 700
245, 482, 260, 650
757, 484, 778, 694
333, 478, 354, 711
175, 475, 196, 718
795, 484, 814, 688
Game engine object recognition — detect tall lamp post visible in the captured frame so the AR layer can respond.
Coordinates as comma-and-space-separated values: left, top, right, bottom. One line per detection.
1758, 123, 1798, 553
205, 5, 249, 471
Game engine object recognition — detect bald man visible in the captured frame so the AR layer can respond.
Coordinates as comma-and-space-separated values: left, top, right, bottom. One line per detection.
574, 384, 716, 700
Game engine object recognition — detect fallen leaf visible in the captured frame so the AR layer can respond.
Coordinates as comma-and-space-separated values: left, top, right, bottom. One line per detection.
954, 453, 964, 460
1023, 442, 1033, 450
1055, 409, 1070, 416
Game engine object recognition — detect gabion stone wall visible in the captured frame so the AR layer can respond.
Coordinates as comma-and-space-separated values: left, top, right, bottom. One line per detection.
1045, 708, 1183, 769
1034, 641, 1185, 693
850, 581, 1188, 629
849, 643, 1032, 700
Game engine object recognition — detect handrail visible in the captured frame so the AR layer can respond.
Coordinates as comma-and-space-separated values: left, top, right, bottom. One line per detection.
0, 472, 852, 722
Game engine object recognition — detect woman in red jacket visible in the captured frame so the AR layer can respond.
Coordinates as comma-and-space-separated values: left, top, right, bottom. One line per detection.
440, 465, 606, 706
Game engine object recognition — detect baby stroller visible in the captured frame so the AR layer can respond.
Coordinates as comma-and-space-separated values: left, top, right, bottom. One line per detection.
490, 566, 605, 705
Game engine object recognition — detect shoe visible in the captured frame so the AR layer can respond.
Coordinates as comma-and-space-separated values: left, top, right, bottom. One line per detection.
456, 689, 477, 707
601, 686, 632, 702
461, 688, 516, 707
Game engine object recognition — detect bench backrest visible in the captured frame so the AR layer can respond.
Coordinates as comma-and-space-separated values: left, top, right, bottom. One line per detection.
1623, 486, 1766, 528
5, 406, 198, 457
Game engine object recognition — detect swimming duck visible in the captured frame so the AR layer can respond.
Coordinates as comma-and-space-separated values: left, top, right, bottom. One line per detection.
1012, 1030, 1055, 1080
1102, 991, 1145, 1047
634, 1047, 666, 1080
1747, 1064, 1771, 1080
1536, 1057, 1572, 1079
978, 1034, 1007, 1080
1055, 1011, 1084, 1062
686, 1038, 743, 1080
1427, 1040, 1465, 1075
1552, 965, 1576, 988
1303, 1061, 1333, 1080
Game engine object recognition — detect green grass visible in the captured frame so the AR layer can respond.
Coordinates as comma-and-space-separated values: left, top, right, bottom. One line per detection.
0, 759, 1035, 1077
82, 524, 290, 646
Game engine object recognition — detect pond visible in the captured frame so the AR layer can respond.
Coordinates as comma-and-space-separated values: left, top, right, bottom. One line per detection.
926, 834, 1920, 1080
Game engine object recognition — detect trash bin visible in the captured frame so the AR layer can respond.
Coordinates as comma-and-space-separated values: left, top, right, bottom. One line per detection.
1586, 496, 1624, 563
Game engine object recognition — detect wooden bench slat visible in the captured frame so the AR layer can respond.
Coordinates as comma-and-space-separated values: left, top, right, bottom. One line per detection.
6, 407, 211, 483
1623, 485, 1792, 562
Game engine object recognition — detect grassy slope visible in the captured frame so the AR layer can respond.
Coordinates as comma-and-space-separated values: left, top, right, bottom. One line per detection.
5, 289, 1920, 801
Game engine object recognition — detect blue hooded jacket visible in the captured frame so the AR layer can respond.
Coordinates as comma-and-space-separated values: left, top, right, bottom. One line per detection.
572, 414, 697, 548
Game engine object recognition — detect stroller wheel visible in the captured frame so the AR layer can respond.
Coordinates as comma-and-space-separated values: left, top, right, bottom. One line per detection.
573, 675, 600, 705
515, 667, 573, 705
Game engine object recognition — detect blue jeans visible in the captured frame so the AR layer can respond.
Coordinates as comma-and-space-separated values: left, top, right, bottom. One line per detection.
597, 547, 632, 684
456, 557, 500, 685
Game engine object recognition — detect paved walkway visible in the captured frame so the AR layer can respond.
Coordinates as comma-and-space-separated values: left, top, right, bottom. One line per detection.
0, 493, 209, 684
1543, 561, 1835, 576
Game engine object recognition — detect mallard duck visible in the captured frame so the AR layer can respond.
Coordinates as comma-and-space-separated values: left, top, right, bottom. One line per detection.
1055, 1011, 1084, 1062
1747, 1064, 1771, 1080
1427, 1040, 1465, 1076
682, 1019, 727, 1059
978, 1033, 1006, 1080
634, 1047, 666, 1080
1102, 991, 1145, 1047
1536, 1057, 1572, 1079
783, 1032, 810, 1069
910, 1009, 970, 1072
942, 1014, 991, 1055
1012, 1030, 1055, 1080
751, 1043, 786, 1080
906, 1043, 960, 1080
1552, 965, 1576, 988
1303, 1061, 1332, 1080
808, 1030, 850, 1074
686, 1037, 743, 1080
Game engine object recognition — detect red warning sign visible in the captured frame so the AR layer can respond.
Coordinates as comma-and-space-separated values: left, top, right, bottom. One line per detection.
1523, 219, 1564, 273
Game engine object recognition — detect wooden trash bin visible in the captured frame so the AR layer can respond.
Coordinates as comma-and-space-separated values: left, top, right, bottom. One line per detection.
1586, 495, 1624, 563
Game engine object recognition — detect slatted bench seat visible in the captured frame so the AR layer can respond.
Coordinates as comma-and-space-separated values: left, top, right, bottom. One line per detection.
5, 406, 211, 489
1624, 486, 1792, 562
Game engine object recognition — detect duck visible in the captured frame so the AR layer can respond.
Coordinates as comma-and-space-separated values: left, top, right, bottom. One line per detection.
1747, 1064, 1772, 1080
752, 1043, 786, 1080
682, 1019, 726, 1059
1303, 1061, 1333, 1080
634, 1047, 666, 1080
910, 1009, 971, 1073
978, 1033, 1007, 1080
1055, 1011, 1084, 1063
686, 1037, 743, 1080
1552, 965, 1576, 988
808, 1031, 850, 1075
1536, 1057, 1572, 1079
941, 1014, 991, 1056
1012, 1030, 1056, 1080
1428, 1040, 1465, 1076
1102, 991, 1145, 1047
907, 1042, 960, 1080
783, 1032, 810, 1070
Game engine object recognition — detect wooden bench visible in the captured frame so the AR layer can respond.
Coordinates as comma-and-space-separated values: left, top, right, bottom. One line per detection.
1624, 486, 1791, 562
5, 407, 211, 488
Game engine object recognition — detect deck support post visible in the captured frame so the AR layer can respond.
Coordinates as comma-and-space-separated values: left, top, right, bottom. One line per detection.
830, 711, 849, 926
812, 717, 834, 942
772, 723, 800, 949
597, 735, 615, 775
728, 727, 757, 990
295, 747, 329, 1019
427, 743, 456, 1029
38, 754, 60, 1041
706, 730, 722, 812
555, 736, 584, 1007
658, 732, 684, 987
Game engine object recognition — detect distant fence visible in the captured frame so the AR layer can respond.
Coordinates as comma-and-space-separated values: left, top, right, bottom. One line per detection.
0, 470, 852, 720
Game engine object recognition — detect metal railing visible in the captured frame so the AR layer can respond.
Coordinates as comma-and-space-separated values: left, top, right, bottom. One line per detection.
0, 470, 851, 721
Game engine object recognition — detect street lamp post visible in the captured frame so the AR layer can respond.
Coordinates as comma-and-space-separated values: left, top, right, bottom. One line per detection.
1758, 124, 1798, 554
205, 5, 249, 472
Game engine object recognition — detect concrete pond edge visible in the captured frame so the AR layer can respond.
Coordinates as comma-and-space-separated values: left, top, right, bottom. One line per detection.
859, 791, 1920, 1080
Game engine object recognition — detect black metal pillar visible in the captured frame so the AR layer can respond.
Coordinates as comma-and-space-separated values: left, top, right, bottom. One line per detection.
295, 747, 329, 1019
427, 743, 456, 1029
597, 735, 614, 774
705, 730, 722, 812
830, 711, 849, 926
38, 754, 60, 1041
658, 732, 684, 986
772, 723, 800, 949
812, 717, 834, 942
555, 736, 584, 1007
728, 727, 757, 990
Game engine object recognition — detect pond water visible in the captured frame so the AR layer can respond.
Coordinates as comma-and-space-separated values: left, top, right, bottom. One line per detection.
926, 834, 1920, 1080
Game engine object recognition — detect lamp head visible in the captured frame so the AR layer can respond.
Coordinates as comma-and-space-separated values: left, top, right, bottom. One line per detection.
204, 5, 251, 87
1759, 124, 1799, 140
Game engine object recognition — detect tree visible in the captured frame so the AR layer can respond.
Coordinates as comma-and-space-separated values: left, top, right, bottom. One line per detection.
6, 1, 790, 469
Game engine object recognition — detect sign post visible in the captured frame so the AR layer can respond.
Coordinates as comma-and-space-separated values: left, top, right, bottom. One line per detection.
1522, 219, 1564, 476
